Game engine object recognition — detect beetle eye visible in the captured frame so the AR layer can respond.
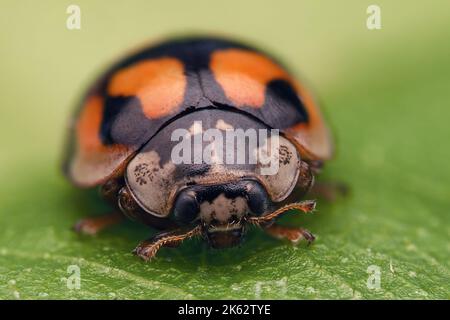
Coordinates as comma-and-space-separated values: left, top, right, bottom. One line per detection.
246, 182, 270, 216
173, 191, 199, 224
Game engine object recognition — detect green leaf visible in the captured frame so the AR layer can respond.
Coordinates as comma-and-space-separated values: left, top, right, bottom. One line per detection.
0, 1, 449, 299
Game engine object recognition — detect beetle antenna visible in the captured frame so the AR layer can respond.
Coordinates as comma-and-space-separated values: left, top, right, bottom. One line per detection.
133, 225, 202, 261
247, 200, 316, 225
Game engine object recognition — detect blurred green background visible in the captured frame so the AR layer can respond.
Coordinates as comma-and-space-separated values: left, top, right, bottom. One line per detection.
0, 0, 449, 299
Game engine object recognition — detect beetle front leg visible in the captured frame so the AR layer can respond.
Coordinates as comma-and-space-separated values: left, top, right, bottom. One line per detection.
308, 181, 348, 202
248, 200, 316, 245
73, 211, 124, 235
133, 226, 202, 261
264, 223, 315, 245
72, 178, 125, 235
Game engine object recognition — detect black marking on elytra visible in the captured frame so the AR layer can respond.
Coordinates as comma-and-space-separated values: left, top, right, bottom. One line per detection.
96, 37, 252, 146
84, 37, 310, 151
101, 37, 252, 111
108, 37, 251, 73
235, 79, 309, 130
264, 79, 309, 126
100, 96, 161, 146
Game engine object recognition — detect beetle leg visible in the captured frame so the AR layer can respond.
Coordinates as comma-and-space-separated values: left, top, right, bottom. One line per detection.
73, 212, 124, 235
117, 185, 141, 221
308, 181, 348, 202
247, 200, 316, 225
264, 223, 315, 245
133, 225, 202, 261
308, 160, 324, 174
100, 177, 124, 205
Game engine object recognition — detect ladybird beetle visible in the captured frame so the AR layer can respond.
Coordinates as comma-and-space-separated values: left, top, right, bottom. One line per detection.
63, 37, 333, 261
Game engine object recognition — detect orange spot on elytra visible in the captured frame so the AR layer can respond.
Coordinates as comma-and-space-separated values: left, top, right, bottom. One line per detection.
210, 49, 293, 108
108, 57, 186, 119
76, 95, 129, 158
76, 96, 105, 152
73, 96, 131, 185
210, 49, 332, 160
285, 85, 333, 160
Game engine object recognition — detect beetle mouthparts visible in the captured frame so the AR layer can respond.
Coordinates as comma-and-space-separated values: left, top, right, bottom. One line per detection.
205, 223, 245, 249
207, 221, 243, 233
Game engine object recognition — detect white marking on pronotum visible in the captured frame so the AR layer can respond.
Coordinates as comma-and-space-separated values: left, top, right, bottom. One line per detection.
170, 121, 280, 175
215, 119, 234, 130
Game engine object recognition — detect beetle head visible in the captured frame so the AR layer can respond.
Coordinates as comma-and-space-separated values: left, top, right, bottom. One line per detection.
172, 179, 272, 248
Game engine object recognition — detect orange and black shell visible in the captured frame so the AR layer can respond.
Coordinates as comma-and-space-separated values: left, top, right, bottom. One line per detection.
64, 36, 333, 188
